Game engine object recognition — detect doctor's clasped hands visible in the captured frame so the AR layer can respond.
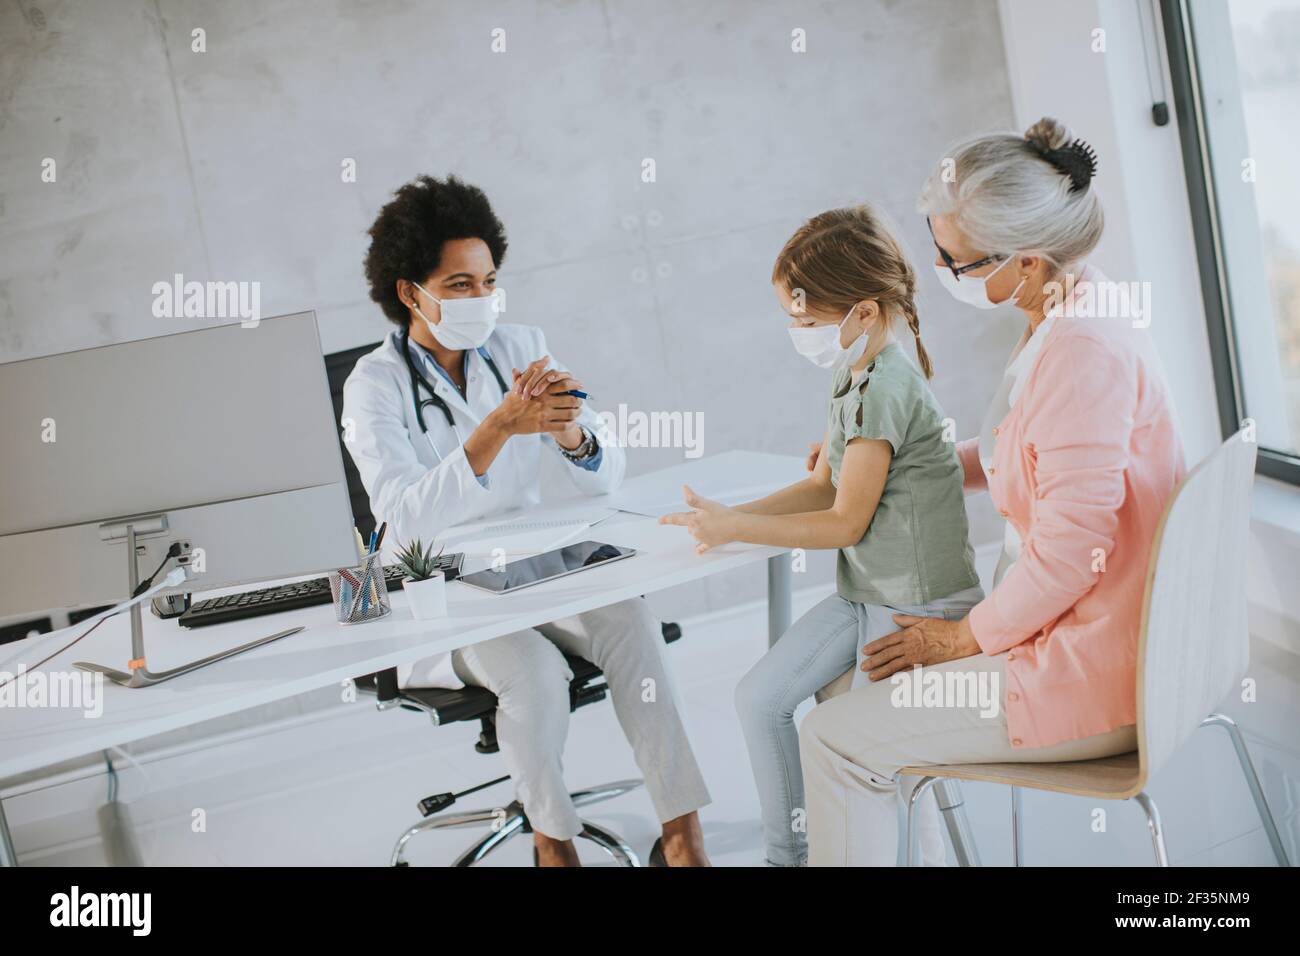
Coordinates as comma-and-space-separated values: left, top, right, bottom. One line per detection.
462, 355, 589, 474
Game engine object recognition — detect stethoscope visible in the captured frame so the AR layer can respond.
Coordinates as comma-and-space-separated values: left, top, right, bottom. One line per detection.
400, 328, 509, 461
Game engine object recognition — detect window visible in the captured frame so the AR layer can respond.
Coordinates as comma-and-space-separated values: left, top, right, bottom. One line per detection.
1164, 0, 1300, 484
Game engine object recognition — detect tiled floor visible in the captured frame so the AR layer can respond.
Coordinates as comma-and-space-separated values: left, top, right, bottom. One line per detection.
10, 591, 1299, 867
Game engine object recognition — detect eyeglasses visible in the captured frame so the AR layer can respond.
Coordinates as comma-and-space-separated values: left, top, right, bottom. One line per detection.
927, 217, 1007, 280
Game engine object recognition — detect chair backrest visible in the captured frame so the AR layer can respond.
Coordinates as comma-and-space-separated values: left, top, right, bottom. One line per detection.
1137, 430, 1257, 782
324, 342, 384, 541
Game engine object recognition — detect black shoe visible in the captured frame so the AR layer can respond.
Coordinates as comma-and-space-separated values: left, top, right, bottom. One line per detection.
649, 837, 667, 867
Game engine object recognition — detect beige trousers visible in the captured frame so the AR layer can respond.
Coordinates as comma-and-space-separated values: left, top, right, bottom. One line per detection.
451, 597, 712, 840
801, 652, 1137, 866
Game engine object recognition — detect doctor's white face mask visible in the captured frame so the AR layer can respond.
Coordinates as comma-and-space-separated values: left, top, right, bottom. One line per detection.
787, 305, 869, 370
412, 281, 503, 350
932, 256, 1024, 311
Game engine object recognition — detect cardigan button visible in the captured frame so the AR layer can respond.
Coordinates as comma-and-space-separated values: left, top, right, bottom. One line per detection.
988, 466, 996, 475
1008, 691, 1020, 702
1006, 652, 1015, 662
992, 426, 1000, 436
1000, 509, 1009, 517
1012, 737, 1023, 747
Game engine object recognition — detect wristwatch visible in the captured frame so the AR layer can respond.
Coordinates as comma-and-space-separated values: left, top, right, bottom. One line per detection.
559, 426, 599, 463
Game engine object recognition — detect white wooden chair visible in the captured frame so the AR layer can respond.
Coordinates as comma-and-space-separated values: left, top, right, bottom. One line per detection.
899, 430, 1291, 866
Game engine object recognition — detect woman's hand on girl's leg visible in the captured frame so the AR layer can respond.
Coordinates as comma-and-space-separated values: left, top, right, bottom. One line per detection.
859, 614, 981, 681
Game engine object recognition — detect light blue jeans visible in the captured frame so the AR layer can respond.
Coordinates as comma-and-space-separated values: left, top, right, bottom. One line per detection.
735, 586, 984, 867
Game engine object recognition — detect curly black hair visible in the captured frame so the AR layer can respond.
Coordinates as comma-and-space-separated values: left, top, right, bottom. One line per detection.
364, 174, 509, 326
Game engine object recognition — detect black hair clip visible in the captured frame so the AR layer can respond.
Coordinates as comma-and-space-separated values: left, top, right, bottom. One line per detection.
1033, 138, 1098, 192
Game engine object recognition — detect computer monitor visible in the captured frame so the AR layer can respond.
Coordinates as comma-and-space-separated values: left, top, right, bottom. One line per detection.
0, 312, 359, 685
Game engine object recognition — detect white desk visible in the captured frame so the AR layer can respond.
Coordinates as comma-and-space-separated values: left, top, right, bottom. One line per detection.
0, 451, 806, 865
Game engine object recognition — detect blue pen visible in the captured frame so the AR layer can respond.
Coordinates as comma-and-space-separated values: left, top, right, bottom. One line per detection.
562, 389, 589, 399
367, 530, 378, 554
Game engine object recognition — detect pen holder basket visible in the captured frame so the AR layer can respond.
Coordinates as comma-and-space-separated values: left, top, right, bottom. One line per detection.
328, 552, 391, 625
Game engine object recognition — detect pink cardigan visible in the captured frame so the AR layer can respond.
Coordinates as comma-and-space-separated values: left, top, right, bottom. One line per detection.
960, 309, 1185, 749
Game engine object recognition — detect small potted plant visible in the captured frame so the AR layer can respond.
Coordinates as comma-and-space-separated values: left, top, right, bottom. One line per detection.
394, 538, 448, 620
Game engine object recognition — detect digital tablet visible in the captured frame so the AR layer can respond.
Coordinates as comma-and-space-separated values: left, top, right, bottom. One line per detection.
455, 540, 637, 594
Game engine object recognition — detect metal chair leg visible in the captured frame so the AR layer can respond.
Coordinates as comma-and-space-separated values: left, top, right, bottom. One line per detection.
450, 814, 528, 867
1132, 791, 1169, 866
905, 776, 940, 866
577, 821, 641, 866
391, 808, 525, 865
568, 779, 644, 809
1011, 785, 1024, 866
390, 780, 645, 866
1201, 713, 1292, 867
408, 807, 511, 830
933, 779, 982, 867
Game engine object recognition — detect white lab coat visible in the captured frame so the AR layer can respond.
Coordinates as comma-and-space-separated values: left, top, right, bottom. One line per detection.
341, 323, 626, 688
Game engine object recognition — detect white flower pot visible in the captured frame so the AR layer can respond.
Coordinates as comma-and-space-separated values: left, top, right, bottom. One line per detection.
402, 572, 447, 620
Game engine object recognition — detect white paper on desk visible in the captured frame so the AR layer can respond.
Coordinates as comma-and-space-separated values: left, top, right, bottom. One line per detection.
608, 482, 786, 518
435, 508, 616, 558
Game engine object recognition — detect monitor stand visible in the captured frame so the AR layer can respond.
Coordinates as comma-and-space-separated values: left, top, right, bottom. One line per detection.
73, 520, 303, 688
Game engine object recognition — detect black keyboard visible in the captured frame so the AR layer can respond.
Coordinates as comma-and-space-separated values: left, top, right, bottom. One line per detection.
177, 553, 464, 628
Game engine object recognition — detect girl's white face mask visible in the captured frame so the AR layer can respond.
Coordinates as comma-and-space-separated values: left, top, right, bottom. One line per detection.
788, 305, 869, 370
412, 281, 503, 350
933, 256, 1024, 311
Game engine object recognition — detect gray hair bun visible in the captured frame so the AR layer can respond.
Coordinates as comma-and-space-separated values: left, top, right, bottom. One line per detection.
1024, 117, 1098, 192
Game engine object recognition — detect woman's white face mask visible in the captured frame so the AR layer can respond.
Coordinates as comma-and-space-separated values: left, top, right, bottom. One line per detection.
412, 281, 503, 350
933, 256, 1024, 311
788, 305, 869, 370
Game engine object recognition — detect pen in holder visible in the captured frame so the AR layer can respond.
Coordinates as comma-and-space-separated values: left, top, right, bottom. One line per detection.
329, 551, 391, 625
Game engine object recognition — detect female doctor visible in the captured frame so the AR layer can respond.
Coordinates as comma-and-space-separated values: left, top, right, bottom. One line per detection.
342, 175, 712, 867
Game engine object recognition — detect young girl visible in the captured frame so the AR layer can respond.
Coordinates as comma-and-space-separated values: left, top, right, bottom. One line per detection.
661, 205, 983, 867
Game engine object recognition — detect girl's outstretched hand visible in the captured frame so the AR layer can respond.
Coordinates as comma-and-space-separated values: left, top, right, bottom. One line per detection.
659, 484, 738, 553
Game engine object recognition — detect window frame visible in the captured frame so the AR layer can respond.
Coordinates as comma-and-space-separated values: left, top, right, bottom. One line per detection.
1161, 0, 1300, 486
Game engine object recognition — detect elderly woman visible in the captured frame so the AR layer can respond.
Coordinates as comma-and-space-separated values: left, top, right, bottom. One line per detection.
799, 118, 1186, 866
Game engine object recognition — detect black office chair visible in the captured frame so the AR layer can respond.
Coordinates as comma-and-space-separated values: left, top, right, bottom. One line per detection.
327, 344, 681, 867
353, 621, 681, 866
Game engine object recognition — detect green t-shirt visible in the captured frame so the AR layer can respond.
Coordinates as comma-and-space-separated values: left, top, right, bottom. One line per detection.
825, 341, 980, 605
